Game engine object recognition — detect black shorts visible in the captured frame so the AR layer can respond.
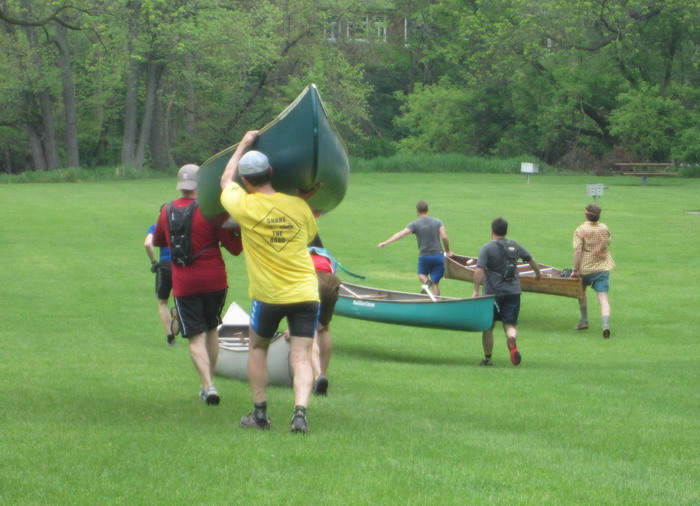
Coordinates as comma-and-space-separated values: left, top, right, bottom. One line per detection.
174, 289, 227, 337
155, 262, 172, 300
493, 294, 521, 325
317, 272, 341, 327
250, 299, 320, 339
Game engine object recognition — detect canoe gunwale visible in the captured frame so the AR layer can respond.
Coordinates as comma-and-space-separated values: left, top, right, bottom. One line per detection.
444, 254, 584, 300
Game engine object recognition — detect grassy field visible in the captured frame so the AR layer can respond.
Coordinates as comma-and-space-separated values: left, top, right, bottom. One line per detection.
1, 173, 698, 504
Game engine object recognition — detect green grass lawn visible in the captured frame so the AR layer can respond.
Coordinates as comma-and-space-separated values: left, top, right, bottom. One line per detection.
1, 173, 698, 504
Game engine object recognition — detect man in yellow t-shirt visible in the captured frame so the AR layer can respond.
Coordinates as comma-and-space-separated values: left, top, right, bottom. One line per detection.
220, 130, 320, 434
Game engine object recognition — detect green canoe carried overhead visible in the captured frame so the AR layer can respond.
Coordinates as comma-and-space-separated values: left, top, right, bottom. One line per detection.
197, 84, 350, 221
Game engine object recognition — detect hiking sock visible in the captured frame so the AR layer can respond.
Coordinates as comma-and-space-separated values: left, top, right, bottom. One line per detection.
293, 405, 307, 416
253, 401, 268, 420
484, 353, 492, 361
602, 315, 610, 328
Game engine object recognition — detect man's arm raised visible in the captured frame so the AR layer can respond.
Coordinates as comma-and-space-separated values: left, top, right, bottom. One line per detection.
220, 130, 259, 190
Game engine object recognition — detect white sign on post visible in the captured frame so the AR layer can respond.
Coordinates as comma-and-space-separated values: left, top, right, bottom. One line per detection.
521, 162, 539, 183
586, 184, 604, 200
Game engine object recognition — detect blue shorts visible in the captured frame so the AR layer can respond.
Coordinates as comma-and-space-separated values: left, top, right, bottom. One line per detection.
493, 294, 520, 325
581, 271, 610, 293
250, 299, 320, 339
417, 253, 445, 284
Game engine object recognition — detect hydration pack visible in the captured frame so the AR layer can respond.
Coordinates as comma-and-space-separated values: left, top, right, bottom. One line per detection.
496, 239, 518, 281
167, 201, 201, 266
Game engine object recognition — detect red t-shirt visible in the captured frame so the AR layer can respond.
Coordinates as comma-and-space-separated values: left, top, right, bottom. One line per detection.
311, 253, 333, 273
153, 198, 242, 297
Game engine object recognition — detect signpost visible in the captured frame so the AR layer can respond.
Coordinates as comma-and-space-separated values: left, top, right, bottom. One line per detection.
586, 184, 604, 202
521, 162, 539, 184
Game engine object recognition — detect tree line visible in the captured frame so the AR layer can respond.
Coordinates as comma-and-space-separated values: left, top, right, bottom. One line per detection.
2, 0, 699, 174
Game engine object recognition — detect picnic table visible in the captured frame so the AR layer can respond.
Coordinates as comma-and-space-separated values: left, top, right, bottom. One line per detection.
613, 163, 677, 186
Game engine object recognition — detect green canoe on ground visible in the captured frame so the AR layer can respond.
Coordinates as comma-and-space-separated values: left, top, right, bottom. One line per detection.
197, 84, 350, 221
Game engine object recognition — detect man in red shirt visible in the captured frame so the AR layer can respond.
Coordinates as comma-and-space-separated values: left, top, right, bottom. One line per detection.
307, 235, 341, 396
154, 164, 242, 405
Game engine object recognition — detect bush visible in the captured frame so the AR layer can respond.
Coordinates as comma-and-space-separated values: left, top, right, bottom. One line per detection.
0, 166, 171, 184
678, 165, 700, 178
350, 154, 554, 174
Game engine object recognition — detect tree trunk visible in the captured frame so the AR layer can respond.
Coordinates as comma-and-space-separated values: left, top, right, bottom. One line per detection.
149, 85, 171, 171
121, 58, 139, 168
184, 54, 197, 139
133, 60, 159, 170
24, 22, 61, 170
55, 22, 80, 168
26, 124, 47, 172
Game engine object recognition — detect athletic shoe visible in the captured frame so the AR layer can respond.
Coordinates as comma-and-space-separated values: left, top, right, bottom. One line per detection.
240, 412, 271, 430
507, 338, 521, 366
167, 334, 176, 346
314, 375, 329, 396
479, 359, 493, 366
204, 385, 220, 405
170, 307, 180, 336
574, 321, 589, 330
603, 327, 611, 339
290, 408, 308, 434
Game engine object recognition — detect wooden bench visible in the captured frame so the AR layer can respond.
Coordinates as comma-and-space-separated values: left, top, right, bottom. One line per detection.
613, 163, 677, 186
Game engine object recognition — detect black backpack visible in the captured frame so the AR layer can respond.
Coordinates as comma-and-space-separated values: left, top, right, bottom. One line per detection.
167, 201, 205, 266
496, 239, 519, 281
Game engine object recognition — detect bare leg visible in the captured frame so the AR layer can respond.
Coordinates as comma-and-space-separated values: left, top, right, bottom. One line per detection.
504, 323, 517, 340
482, 324, 495, 357
313, 324, 332, 379
311, 335, 322, 379
205, 328, 219, 373
157, 299, 171, 334
289, 335, 314, 408
597, 291, 611, 337
575, 289, 589, 329
247, 329, 271, 404
188, 332, 213, 388
597, 291, 610, 317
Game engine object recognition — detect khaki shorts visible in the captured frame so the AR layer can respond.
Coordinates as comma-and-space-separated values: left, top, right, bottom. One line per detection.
317, 271, 341, 326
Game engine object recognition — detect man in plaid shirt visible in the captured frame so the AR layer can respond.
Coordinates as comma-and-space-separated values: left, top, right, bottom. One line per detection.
572, 204, 615, 338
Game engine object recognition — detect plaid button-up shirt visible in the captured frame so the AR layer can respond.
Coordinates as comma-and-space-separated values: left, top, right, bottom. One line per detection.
573, 221, 615, 274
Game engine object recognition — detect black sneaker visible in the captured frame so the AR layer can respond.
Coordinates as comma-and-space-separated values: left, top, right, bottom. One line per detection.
479, 359, 493, 366
204, 385, 220, 405
313, 375, 329, 396
167, 334, 176, 346
240, 412, 271, 430
603, 327, 611, 339
290, 407, 308, 434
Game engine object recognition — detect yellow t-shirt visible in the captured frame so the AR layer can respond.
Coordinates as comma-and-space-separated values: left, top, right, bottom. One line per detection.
221, 183, 320, 304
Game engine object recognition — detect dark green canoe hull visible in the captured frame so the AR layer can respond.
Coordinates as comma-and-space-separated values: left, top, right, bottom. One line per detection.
197, 84, 349, 220
334, 283, 495, 332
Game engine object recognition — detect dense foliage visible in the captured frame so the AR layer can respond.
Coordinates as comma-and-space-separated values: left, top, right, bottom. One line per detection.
1, 0, 700, 173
